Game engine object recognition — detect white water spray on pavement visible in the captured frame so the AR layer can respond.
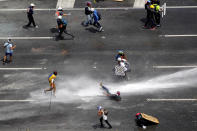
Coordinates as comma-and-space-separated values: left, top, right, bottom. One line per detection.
1, 68, 197, 120
30, 68, 197, 104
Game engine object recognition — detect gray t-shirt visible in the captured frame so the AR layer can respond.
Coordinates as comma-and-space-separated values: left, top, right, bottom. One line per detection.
4, 42, 13, 53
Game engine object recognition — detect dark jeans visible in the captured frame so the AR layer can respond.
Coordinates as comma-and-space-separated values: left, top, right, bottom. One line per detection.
93, 21, 101, 28
154, 13, 160, 25
26, 14, 36, 27
145, 16, 155, 28
100, 117, 112, 128
102, 86, 111, 95
58, 25, 67, 37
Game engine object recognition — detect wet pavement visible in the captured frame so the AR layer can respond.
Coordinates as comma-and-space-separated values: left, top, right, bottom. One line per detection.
0, 0, 197, 131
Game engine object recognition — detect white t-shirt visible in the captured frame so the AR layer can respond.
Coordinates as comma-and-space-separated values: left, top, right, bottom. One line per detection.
4, 42, 13, 53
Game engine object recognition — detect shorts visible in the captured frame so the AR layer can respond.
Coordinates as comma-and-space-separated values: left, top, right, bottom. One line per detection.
49, 81, 55, 88
5, 52, 12, 56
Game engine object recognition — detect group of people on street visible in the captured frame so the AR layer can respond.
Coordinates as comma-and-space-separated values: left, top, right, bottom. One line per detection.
144, 0, 162, 30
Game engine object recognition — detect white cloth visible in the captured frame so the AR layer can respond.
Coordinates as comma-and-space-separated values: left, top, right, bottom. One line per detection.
102, 111, 107, 120
115, 64, 127, 76
51, 79, 55, 83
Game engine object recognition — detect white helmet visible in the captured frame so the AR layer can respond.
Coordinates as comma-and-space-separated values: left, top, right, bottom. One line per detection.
30, 3, 35, 7
58, 7, 63, 11
57, 15, 62, 19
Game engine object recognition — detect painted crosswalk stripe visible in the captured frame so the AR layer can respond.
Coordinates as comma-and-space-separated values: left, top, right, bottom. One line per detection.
160, 35, 197, 37
0, 68, 47, 70
0, 100, 36, 102
153, 66, 197, 69
147, 99, 197, 101
0, 37, 53, 40
56, 0, 75, 9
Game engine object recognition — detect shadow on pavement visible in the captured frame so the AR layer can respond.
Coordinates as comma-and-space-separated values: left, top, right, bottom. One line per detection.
85, 27, 98, 33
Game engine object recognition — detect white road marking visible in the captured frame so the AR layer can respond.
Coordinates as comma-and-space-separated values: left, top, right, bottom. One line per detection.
0, 68, 47, 70
147, 99, 197, 102
153, 66, 197, 69
133, 0, 145, 8
0, 37, 53, 40
0, 100, 36, 102
167, 6, 197, 9
160, 34, 197, 37
56, 0, 75, 9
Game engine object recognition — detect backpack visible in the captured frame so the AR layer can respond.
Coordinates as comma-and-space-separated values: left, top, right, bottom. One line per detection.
97, 11, 101, 20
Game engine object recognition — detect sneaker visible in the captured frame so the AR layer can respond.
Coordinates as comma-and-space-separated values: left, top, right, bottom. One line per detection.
99, 27, 103, 32
108, 126, 112, 129
157, 24, 160, 27
34, 25, 38, 28
150, 27, 156, 30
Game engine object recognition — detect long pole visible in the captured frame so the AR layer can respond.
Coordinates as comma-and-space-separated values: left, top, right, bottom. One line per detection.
49, 91, 52, 110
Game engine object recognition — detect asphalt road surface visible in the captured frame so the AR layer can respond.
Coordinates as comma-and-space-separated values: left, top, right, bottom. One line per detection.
0, 0, 197, 131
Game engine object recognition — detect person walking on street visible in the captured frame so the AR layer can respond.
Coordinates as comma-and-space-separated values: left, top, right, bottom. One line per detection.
97, 106, 112, 129
84, 1, 93, 26
55, 7, 69, 18
56, 16, 67, 38
44, 71, 57, 96
153, 3, 161, 27
25, 3, 38, 28
144, 4, 156, 30
92, 8, 103, 32
3, 39, 16, 65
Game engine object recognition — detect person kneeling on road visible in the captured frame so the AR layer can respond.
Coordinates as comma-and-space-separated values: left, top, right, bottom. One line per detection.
114, 57, 128, 80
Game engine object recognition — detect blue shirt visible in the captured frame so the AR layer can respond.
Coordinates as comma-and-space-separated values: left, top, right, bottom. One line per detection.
57, 18, 67, 26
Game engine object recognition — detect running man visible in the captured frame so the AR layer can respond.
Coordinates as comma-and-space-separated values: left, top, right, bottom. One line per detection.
100, 82, 121, 101
44, 71, 57, 95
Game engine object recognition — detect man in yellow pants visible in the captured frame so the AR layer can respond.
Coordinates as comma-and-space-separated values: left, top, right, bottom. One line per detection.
44, 71, 57, 96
